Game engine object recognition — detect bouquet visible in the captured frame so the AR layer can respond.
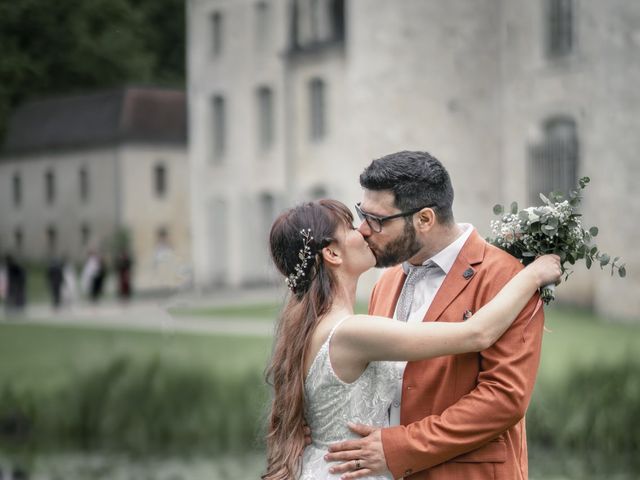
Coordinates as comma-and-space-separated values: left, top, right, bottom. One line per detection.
488, 177, 626, 304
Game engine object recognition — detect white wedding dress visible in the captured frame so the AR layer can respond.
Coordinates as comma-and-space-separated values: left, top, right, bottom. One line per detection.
300, 318, 397, 480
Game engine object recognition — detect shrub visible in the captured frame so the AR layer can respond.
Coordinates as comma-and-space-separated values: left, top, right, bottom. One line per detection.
528, 359, 640, 476
0, 356, 269, 455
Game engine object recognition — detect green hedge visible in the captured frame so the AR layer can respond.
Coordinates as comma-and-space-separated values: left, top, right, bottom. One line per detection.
0, 356, 269, 455
2, 356, 639, 477
528, 359, 640, 477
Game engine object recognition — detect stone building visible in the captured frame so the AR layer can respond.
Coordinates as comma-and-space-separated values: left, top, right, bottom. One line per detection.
187, 0, 639, 320
0, 86, 191, 291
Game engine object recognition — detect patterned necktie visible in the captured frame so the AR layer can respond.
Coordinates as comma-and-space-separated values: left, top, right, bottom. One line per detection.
396, 261, 438, 323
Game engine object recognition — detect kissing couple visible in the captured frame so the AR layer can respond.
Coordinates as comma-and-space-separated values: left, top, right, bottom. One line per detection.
263, 151, 561, 480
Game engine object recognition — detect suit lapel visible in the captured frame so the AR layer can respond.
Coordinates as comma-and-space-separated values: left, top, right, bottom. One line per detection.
374, 267, 406, 318
424, 230, 486, 322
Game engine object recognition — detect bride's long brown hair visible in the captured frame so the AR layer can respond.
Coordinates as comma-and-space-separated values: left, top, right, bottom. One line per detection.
263, 199, 354, 480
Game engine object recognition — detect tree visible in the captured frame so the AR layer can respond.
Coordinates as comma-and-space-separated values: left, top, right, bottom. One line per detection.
0, 0, 185, 142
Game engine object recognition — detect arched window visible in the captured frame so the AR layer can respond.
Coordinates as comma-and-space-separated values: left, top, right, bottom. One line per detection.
528, 116, 579, 204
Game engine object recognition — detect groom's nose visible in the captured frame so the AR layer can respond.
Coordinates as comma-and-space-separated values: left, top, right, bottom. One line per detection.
357, 220, 371, 237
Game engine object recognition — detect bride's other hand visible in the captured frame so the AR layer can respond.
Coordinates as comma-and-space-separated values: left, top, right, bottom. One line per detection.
526, 254, 562, 287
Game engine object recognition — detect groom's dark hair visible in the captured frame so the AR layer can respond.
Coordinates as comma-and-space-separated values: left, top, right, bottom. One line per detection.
359, 150, 455, 225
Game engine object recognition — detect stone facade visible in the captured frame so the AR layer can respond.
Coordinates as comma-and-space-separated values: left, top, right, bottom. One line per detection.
0, 87, 191, 292
187, 0, 639, 320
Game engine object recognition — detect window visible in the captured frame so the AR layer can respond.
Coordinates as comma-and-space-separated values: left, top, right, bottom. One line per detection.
12, 173, 21, 207
255, 1, 270, 49
528, 116, 579, 205
260, 193, 276, 241
79, 167, 89, 202
45, 169, 55, 205
309, 78, 326, 140
47, 225, 57, 253
14, 228, 23, 251
290, 0, 345, 50
81, 223, 91, 248
211, 11, 223, 57
154, 163, 168, 198
212, 95, 227, 161
546, 0, 573, 58
257, 87, 275, 150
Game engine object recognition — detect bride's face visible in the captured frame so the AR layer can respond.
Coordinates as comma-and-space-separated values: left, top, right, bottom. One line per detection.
334, 222, 376, 274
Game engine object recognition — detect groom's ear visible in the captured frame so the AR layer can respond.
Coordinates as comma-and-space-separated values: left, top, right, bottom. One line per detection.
416, 208, 436, 232
321, 246, 342, 267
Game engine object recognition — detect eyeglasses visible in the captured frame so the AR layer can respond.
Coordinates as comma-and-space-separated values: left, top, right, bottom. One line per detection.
354, 203, 436, 233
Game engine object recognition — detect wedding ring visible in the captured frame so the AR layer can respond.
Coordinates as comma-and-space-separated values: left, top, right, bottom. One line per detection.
355, 459, 362, 470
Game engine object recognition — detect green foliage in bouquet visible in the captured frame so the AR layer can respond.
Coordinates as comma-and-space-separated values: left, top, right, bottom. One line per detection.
489, 177, 625, 303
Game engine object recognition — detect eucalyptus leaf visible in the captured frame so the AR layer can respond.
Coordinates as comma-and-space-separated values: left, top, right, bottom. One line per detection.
493, 204, 504, 215
589, 226, 599, 237
619, 266, 627, 278
510, 202, 519, 214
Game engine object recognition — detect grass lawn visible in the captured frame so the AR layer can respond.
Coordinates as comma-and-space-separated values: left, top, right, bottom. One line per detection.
537, 305, 640, 386
170, 300, 370, 319
168, 302, 283, 320
0, 323, 272, 393
2, 305, 638, 395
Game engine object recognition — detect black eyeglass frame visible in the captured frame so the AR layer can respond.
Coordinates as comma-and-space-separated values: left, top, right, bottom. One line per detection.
355, 203, 437, 233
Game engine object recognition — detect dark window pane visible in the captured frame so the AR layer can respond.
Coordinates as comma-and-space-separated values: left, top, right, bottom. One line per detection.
257, 87, 274, 150
309, 78, 326, 140
212, 96, 226, 161
45, 170, 55, 205
13, 174, 21, 207
211, 11, 223, 56
154, 163, 167, 197
546, 0, 573, 58
528, 116, 579, 204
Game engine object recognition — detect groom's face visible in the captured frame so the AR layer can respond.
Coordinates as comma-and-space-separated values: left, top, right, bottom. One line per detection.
357, 189, 423, 268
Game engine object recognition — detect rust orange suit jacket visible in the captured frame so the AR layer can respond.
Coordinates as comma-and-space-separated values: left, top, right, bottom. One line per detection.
373, 230, 544, 480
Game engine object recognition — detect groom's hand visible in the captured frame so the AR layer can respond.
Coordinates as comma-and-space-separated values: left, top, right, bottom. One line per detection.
325, 423, 389, 479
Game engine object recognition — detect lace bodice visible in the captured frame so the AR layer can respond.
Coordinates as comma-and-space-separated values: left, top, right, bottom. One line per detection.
300, 317, 397, 479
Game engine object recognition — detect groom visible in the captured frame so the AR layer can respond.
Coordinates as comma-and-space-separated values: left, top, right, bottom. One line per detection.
325, 151, 544, 479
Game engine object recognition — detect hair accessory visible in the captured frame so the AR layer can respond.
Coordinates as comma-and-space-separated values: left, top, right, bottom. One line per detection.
285, 229, 315, 292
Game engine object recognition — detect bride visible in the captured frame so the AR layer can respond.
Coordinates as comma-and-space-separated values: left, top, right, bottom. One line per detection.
263, 199, 560, 480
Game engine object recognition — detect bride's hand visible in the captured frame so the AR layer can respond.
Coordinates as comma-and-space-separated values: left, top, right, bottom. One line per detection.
526, 254, 562, 287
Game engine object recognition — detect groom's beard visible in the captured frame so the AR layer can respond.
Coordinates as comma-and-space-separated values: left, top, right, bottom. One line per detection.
372, 221, 422, 268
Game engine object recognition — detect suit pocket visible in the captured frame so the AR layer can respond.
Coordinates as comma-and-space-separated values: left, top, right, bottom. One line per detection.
451, 439, 507, 463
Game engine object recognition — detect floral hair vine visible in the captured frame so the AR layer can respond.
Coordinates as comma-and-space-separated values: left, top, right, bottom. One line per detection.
285, 228, 315, 292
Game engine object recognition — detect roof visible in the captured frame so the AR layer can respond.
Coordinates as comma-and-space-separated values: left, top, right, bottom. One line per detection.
2, 86, 187, 155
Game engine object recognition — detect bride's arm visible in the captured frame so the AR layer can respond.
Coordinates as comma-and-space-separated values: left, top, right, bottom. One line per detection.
338, 255, 561, 363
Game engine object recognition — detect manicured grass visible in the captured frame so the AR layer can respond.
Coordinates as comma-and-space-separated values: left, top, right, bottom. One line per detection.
2, 305, 638, 395
169, 302, 282, 320
538, 306, 640, 386
170, 300, 370, 319
0, 323, 272, 393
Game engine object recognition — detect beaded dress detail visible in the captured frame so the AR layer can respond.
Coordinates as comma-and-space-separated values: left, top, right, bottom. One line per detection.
300, 317, 397, 479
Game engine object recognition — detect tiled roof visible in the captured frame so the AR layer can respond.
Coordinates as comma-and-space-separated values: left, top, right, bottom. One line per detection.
2, 86, 187, 155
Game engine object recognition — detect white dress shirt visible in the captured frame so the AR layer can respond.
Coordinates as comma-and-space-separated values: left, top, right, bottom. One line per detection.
389, 223, 474, 426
